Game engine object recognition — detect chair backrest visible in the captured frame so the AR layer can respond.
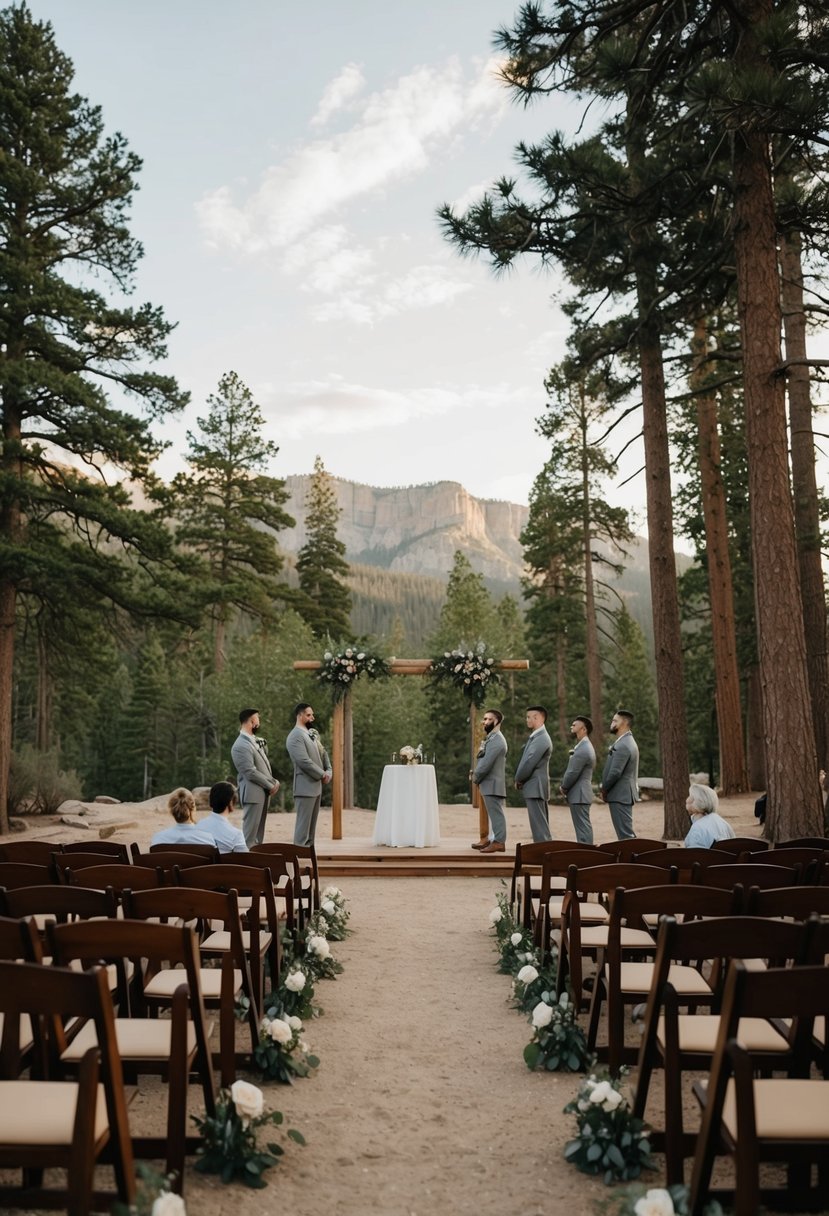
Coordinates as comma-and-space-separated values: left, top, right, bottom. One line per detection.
62, 840, 130, 862
566, 861, 677, 898
0, 860, 54, 889
510, 840, 600, 909
775, 836, 829, 851
0, 840, 62, 865
55, 852, 134, 882
1, 883, 118, 925
746, 884, 829, 918
65, 863, 165, 893
708, 835, 769, 857
146, 841, 220, 861
742, 847, 826, 869
178, 861, 290, 936
632, 846, 731, 881
596, 837, 664, 861
252, 841, 320, 902
615, 885, 743, 939
131, 849, 209, 873
704, 862, 801, 890
0, 913, 42, 962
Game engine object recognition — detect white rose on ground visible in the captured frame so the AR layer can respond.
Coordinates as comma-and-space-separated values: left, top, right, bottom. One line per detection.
489, 907, 502, 924
299, 1038, 310, 1052
510, 931, 523, 946
634, 1189, 676, 1216
151, 1194, 187, 1216
268, 1018, 293, 1045
322, 900, 337, 915
602, 1088, 624, 1112
308, 934, 330, 958
287, 1015, 303, 1030
517, 964, 539, 985
531, 1002, 554, 1029
230, 1079, 264, 1122
323, 885, 340, 899
285, 970, 306, 992
588, 1080, 614, 1106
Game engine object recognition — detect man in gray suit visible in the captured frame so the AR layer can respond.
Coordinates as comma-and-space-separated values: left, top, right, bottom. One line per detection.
601, 708, 640, 840
514, 705, 553, 842
470, 708, 508, 854
286, 702, 332, 847
559, 715, 597, 844
231, 708, 280, 848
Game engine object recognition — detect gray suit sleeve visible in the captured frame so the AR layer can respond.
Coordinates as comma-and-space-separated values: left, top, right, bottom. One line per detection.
560, 749, 588, 793
602, 741, 628, 792
515, 733, 548, 784
231, 738, 274, 792
286, 732, 325, 780
473, 735, 503, 783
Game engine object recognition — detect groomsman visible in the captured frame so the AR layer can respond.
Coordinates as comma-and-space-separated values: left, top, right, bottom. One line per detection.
470, 708, 508, 854
286, 703, 332, 847
231, 708, 280, 847
559, 715, 596, 844
514, 705, 553, 842
601, 708, 640, 840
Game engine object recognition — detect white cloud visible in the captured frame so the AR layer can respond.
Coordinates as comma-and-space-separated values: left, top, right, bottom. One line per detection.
311, 63, 367, 127
308, 262, 472, 324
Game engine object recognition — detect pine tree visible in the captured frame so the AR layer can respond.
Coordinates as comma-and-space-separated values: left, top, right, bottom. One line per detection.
296, 456, 351, 640
604, 605, 660, 778
169, 370, 295, 673
0, 5, 189, 833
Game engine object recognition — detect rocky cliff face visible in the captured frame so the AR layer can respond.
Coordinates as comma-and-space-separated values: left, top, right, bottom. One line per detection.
281, 476, 528, 583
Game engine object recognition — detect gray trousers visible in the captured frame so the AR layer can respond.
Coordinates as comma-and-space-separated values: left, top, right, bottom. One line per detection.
294, 793, 322, 847
242, 799, 268, 848
481, 792, 507, 844
608, 800, 635, 841
568, 802, 594, 845
524, 796, 552, 842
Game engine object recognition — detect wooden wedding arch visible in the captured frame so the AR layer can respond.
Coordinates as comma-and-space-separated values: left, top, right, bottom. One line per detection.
292, 658, 530, 839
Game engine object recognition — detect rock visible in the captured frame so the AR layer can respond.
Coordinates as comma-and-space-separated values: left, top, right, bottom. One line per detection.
99, 821, 137, 839
58, 800, 89, 816
93, 795, 121, 804
193, 786, 212, 812
7, 817, 27, 833
61, 815, 90, 829
638, 778, 664, 791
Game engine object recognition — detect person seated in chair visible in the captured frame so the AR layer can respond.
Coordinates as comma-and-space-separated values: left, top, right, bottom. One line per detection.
684, 783, 735, 848
196, 781, 249, 854
151, 787, 216, 848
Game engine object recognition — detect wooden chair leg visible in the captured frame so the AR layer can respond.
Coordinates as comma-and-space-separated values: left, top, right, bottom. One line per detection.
586, 973, 605, 1050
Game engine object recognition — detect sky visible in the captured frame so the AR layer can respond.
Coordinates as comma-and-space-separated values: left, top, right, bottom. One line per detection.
24, 0, 642, 513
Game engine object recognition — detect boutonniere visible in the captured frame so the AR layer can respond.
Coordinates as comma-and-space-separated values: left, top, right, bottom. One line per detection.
568, 748, 575, 756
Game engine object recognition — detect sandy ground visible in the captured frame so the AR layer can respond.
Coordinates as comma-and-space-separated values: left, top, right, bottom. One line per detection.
6, 793, 770, 1216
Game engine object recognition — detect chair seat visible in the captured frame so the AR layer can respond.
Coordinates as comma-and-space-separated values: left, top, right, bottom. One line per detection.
0, 1080, 107, 1145
145, 967, 242, 999
613, 961, 712, 996
657, 1014, 790, 1054
550, 898, 609, 923
815, 1016, 826, 1048
236, 894, 289, 921
721, 1078, 829, 1141
529, 875, 567, 892
201, 929, 272, 953
61, 1018, 198, 1062
580, 926, 655, 949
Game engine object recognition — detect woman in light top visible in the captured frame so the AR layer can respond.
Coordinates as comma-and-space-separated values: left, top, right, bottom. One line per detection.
150, 787, 216, 848
683, 783, 735, 848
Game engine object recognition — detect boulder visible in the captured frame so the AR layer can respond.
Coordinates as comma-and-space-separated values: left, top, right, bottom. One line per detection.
93, 795, 121, 804
61, 815, 90, 829
99, 821, 137, 839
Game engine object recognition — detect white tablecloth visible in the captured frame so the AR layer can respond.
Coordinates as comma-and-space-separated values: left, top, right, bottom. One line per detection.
373, 764, 441, 848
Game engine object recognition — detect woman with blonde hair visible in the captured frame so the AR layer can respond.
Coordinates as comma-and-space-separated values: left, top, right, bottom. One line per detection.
150, 787, 215, 847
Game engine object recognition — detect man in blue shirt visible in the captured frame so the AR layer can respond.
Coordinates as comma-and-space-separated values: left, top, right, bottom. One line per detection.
198, 781, 249, 853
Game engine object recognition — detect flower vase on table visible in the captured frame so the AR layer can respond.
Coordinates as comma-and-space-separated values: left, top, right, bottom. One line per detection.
398, 744, 423, 765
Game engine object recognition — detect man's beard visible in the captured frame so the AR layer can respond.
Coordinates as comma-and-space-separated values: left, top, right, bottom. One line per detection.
484, 721, 495, 734
252, 724, 260, 735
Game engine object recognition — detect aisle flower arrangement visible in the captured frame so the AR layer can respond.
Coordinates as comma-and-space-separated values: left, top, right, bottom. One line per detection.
316, 884, 351, 940
276, 963, 319, 1020
524, 990, 592, 1072
112, 1163, 185, 1215
511, 957, 560, 1016
564, 1069, 654, 1184
600, 1184, 723, 1216
497, 922, 537, 976
317, 647, 390, 700
192, 1081, 305, 1188
428, 643, 500, 707
253, 1009, 320, 1084
302, 929, 343, 981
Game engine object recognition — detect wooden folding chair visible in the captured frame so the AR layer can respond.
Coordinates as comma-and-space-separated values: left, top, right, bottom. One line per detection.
253, 842, 319, 924
776, 836, 829, 851
745, 884, 829, 919
509, 840, 604, 928
596, 837, 665, 861
63, 840, 131, 863
145, 842, 220, 862
0, 861, 55, 890
587, 883, 740, 1073
0, 840, 63, 865
704, 862, 801, 890
0, 916, 43, 1078
123, 885, 259, 1087
131, 849, 212, 877
633, 913, 813, 1184
222, 851, 297, 936
741, 847, 826, 881
689, 960, 829, 1216
0, 960, 135, 1215
631, 846, 731, 882
533, 848, 616, 956
48, 917, 216, 1192
64, 863, 166, 895
706, 836, 769, 857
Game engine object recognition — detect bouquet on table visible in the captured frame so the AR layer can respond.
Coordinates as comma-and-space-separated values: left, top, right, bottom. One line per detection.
398, 744, 423, 765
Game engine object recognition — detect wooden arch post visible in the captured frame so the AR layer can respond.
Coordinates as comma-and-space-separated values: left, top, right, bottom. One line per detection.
293, 659, 529, 839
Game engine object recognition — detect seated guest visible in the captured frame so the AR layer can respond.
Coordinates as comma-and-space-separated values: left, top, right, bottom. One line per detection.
197, 781, 248, 854
684, 783, 735, 848
151, 788, 217, 848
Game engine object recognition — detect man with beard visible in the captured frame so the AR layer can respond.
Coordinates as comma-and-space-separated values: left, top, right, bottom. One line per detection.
559, 715, 596, 844
600, 708, 640, 840
231, 708, 280, 847
470, 708, 508, 854
514, 705, 553, 842
286, 702, 332, 847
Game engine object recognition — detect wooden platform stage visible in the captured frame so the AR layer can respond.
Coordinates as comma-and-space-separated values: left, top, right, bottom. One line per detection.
316, 838, 513, 878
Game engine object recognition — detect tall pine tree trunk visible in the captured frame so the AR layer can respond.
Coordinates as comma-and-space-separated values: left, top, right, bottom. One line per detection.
579, 383, 604, 734
731, 0, 821, 838
625, 96, 690, 840
0, 388, 23, 834
690, 318, 749, 793
778, 226, 829, 770
36, 629, 52, 752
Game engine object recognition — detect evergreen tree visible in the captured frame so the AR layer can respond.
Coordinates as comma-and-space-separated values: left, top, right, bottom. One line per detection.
0, 5, 189, 832
296, 456, 351, 640
169, 370, 295, 673
604, 604, 659, 778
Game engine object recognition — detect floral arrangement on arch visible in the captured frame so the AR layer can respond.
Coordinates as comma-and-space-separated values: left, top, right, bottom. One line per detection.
564, 1068, 654, 1184
428, 642, 500, 707
317, 646, 390, 701
192, 1080, 305, 1188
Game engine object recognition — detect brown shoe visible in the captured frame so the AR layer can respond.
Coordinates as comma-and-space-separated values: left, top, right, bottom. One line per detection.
480, 841, 506, 853
471, 838, 491, 850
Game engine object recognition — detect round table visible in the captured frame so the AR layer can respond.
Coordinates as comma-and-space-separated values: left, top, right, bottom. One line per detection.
372, 763, 441, 847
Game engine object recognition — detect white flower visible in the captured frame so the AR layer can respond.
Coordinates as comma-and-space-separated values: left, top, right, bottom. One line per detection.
268, 1017, 293, 1044
633, 1189, 676, 1216
588, 1080, 623, 1110
323, 885, 341, 899
285, 970, 306, 992
517, 964, 539, 985
307, 934, 330, 959
230, 1079, 264, 1123
510, 931, 523, 946
324, 651, 332, 660
287, 1015, 302, 1030
321, 899, 337, 916
602, 1088, 624, 1112
489, 907, 503, 924
357, 652, 365, 660
531, 1001, 554, 1029
151, 1195, 187, 1216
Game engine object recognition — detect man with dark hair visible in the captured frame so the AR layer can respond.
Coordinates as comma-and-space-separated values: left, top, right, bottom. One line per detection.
560, 715, 597, 844
198, 781, 248, 853
470, 708, 508, 854
231, 708, 280, 847
601, 709, 640, 840
514, 705, 553, 842
286, 703, 331, 847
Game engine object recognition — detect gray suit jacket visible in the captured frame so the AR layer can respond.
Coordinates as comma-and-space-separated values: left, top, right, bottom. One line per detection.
472, 730, 507, 797
601, 732, 640, 804
286, 726, 332, 797
514, 728, 552, 799
231, 732, 274, 810
560, 737, 596, 806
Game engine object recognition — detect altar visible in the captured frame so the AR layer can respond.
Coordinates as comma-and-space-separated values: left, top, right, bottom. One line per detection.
372, 763, 441, 848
